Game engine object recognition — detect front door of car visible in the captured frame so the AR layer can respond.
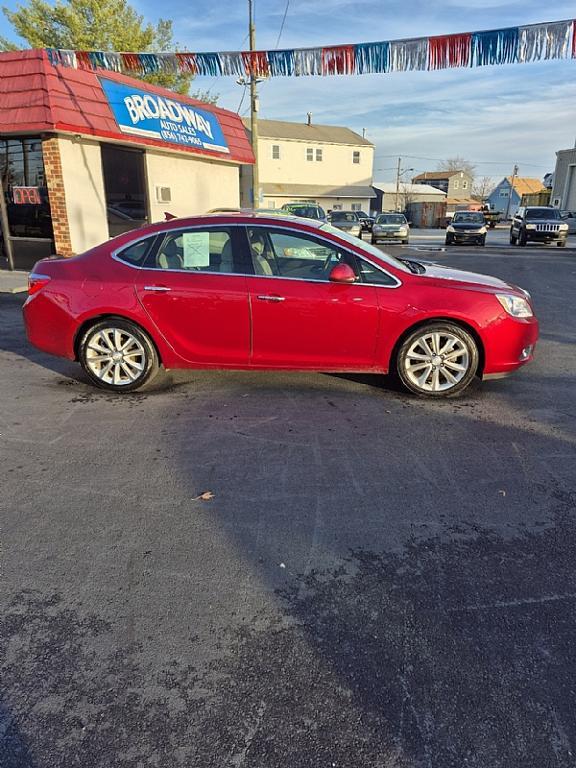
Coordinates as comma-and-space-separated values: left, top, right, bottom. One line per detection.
133, 226, 251, 365
244, 226, 380, 369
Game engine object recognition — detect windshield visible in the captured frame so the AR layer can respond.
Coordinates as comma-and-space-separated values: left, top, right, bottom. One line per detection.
356, 211, 369, 219
452, 212, 485, 224
376, 214, 407, 225
283, 205, 325, 220
526, 208, 560, 220
331, 212, 358, 222
319, 222, 410, 273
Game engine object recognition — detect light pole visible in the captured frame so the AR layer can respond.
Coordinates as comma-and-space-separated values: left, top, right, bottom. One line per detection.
395, 158, 414, 212
248, 0, 259, 209
504, 164, 518, 220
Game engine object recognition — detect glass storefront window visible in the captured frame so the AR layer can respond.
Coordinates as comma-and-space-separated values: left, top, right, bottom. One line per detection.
0, 138, 54, 239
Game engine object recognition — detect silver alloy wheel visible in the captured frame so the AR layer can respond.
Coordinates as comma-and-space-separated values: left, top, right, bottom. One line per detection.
404, 331, 470, 393
85, 327, 146, 386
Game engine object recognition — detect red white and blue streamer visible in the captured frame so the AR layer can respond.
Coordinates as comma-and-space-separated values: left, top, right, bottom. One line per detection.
44, 19, 576, 77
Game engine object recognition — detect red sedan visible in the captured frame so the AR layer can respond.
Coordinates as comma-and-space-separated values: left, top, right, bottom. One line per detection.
23, 213, 538, 398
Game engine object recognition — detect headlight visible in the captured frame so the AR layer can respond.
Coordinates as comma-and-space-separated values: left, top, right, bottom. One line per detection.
560, 223, 569, 230
496, 294, 533, 318
447, 225, 455, 233
398, 227, 407, 234
478, 226, 487, 234
525, 224, 537, 230
373, 225, 382, 232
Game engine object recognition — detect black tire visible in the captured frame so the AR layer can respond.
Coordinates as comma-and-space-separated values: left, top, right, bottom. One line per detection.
402, 239, 409, 245
371, 238, 378, 245
78, 317, 159, 393
557, 241, 566, 248
518, 230, 527, 247
479, 237, 486, 247
510, 231, 517, 245
395, 322, 479, 398
445, 235, 453, 246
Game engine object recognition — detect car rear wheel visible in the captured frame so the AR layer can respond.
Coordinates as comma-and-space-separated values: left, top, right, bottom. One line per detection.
79, 319, 159, 392
396, 323, 479, 398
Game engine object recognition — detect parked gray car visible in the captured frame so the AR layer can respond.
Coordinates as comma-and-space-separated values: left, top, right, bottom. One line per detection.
561, 211, 576, 234
371, 213, 410, 245
510, 206, 569, 247
329, 211, 362, 238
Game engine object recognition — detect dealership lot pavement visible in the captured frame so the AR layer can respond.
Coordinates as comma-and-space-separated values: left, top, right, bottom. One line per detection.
2, 244, 576, 768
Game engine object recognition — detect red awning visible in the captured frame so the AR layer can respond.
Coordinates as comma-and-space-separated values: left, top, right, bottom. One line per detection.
0, 49, 254, 165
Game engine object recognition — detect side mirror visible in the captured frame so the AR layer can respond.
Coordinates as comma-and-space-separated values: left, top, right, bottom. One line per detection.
329, 263, 357, 284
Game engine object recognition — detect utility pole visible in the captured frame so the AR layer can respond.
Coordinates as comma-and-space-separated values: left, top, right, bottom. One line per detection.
504, 164, 519, 220
0, 175, 15, 271
395, 157, 402, 212
248, 0, 259, 209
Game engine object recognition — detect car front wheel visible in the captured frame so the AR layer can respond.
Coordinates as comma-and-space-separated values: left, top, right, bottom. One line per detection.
79, 318, 159, 392
395, 323, 479, 398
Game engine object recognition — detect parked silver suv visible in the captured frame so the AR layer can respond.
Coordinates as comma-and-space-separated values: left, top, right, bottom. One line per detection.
510, 206, 568, 248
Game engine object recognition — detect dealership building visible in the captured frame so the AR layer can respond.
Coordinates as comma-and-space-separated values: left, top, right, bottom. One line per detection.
0, 50, 254, 270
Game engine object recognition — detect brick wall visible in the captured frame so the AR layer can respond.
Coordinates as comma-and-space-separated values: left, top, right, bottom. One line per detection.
42, 136, 73, 257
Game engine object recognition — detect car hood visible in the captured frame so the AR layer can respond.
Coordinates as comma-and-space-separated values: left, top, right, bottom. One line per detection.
421, 263, 514, 291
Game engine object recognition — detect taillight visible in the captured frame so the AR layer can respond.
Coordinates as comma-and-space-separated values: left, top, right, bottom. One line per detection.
28, 273, 51, 295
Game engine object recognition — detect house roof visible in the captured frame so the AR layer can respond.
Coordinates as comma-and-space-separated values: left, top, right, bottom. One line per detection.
413, 170, 470, 181
0, 49, 254, 165
372, 182, 446, 196
244, 118, 373, 146
505, 177, 546, 196
261, 183, 375, 199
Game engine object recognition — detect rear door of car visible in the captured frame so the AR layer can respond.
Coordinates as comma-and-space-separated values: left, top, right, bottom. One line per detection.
132, 225, 251, 365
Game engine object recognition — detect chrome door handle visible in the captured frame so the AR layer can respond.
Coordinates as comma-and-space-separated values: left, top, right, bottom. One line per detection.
144, 285, 171, 292
257, 295, 285, 302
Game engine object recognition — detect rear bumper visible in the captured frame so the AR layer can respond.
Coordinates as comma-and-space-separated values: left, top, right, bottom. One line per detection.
23, 291, 77, 359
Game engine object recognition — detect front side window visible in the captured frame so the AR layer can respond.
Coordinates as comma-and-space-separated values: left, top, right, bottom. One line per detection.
0, 138, 53, 239
147, 228, 237, 272
247, 227, 355, 281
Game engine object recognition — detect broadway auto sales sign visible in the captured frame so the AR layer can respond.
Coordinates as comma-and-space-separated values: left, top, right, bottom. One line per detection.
100, 78, 230, 153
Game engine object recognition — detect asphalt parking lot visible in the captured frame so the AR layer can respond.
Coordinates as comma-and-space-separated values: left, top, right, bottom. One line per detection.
2, 242, 576, 768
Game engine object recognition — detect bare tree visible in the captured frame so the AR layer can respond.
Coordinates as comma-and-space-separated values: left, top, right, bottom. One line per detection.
437, 156, 476, 180
472, 176, 495, 201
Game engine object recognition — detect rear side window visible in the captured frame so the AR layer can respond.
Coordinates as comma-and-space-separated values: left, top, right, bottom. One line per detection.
146, 227, 240, 273
115, 237, 154, 266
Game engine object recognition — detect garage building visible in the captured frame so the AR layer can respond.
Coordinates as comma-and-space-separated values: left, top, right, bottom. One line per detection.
0, 50, 254, 270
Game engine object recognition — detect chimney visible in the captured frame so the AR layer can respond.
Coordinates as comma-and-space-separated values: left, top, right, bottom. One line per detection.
307, 112, 312, 126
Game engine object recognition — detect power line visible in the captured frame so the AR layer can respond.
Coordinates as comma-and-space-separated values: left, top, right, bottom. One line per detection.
275, 0, 290, 49
374, 153, 549, 169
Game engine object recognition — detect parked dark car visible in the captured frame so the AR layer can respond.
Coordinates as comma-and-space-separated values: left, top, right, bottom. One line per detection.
560, 210, 576, 234
356, 210, 374, 232
446, 211, 487, 246
280, 203, 327, 221
329, 211, 362, 238
510, 206, 568, 247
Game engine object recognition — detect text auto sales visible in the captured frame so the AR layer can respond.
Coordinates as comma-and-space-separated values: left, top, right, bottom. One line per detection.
124, 94, 214, 146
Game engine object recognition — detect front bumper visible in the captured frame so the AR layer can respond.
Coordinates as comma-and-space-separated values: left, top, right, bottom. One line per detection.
448, 230, 485, 243
483, 315, 539, 376
525, 231, 567, 244
372, 230, 408, 241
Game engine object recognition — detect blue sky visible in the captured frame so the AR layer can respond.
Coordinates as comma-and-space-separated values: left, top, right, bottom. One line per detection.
2, 0, 575, 183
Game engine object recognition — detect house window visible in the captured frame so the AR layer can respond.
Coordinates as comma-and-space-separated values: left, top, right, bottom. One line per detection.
272, 144, 280, 160
462, 180, 468, 190
316, 148, 323, 162
500, 189, 509, 197
332, 204, 343, 210
306, 148, 314, 161
353, 151, 360, 164
453, 180, 459, 190
351, 203, 361, 211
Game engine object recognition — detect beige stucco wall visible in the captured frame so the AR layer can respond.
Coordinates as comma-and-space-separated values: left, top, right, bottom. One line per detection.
258, 138, 374, 187
57, 136, 108, 254
145, 150, 240, 222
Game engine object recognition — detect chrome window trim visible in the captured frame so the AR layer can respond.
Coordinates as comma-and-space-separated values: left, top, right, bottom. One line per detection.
110, 222, 403, 289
